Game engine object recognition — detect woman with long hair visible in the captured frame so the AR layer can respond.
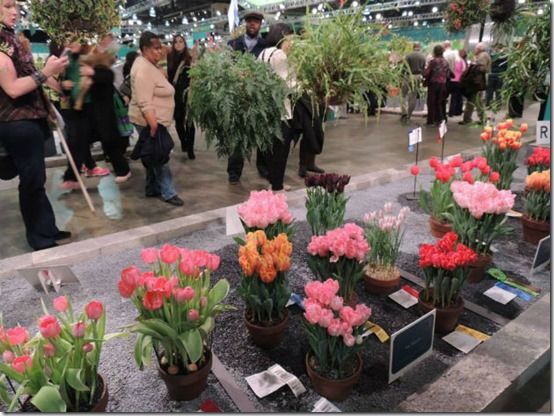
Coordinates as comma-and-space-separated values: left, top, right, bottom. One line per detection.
0, 0, 71, 250
167, 34, 196, 159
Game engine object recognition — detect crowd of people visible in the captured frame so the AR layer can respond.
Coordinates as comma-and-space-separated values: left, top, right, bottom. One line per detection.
0, 0, 528, 252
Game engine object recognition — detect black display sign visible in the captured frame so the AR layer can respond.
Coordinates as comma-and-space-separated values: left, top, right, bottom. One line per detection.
389, 310, 435, 383
531, 235, 551, 273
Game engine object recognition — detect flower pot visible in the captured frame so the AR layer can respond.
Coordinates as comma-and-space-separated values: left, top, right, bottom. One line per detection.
158, 352, 212, 401
521, 215, 550, 245
305, 352, 362, 402
418, 295, 464, 333
467, 253, 493, 283
363, 266, 400, 295
244, 310, 289, 349
429, 217, 453, 239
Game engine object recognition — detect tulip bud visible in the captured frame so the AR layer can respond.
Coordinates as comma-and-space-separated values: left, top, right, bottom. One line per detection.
199, 296, 208, 308
82, 343, 93, 353
43, 343, 56, 357
72, 321, 86, 338
188, 309, 199, 321
2, 350, 14, 364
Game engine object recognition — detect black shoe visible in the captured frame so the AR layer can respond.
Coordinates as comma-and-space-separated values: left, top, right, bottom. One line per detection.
146, 192, 161, 198
187, 150, 196, 160
298, 166, 307, 178
54, 231, 72, 241
164, 195, 184, 206
307, 165, 325, 174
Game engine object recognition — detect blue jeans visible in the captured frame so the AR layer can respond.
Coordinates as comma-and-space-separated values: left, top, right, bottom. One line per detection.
134, 125, 177, 200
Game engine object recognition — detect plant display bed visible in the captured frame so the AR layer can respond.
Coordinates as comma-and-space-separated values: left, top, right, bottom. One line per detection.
0, 161, 548, 412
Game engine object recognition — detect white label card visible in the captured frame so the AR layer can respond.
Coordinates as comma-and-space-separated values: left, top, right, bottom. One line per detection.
536, 121, 550, 145
313, 397, 341, 412
245, 370, 284, 398
483, 285, 517, 305
267, 364, 306, 398
225, 204, 244, 236
442, 330, 481, 354
389, 288, 418, 309
439, 120, 447, 138
408, 127, 423, 146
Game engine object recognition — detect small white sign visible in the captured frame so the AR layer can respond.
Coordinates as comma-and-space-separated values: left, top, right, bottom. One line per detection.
409, 127, 423, 146
245, 364, 306, 399
536, 121, 550, 145
267, 364, 306, 398
226, 204, 244, 236
313, 397, 341, 412
18, 265, 80, 293
438, 120, 447, 139
442, 330, 481, 354
389, 288, 418, 309
483, 285, 517, 305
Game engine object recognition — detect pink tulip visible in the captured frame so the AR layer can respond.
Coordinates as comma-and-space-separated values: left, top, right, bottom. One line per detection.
83, 342, 94, 353
6, 326, 29, 346
53, 296, 69, 313
2, 350, 14, 363
38, 315, 61, 339
188, 309, 199, 321
140, 247, 158, 264
72, 321, 86, 338
85, 300, 104, 321
43, 343, 55, 358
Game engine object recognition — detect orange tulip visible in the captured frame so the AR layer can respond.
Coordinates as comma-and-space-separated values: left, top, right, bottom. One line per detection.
484, 126, 493, 134
519, 123, 528, 133
505, 119, 513, 128
480, 132, 490, 141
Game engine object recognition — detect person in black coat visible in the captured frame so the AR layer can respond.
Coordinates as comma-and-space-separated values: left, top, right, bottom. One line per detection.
226, 11, 269, 185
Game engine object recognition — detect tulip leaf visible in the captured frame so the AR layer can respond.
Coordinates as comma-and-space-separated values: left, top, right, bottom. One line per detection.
30, 385, 67, 412
178, 329, 203, 363
208, 279, 230, 307
0, 363, 24, 384
141, 319, 178, 341
66, 368, 90, 392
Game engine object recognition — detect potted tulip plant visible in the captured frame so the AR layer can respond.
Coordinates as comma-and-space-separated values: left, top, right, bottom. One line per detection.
0, 297, 111, 412
303, 279, 371, 402
522, 170, 550, 244
307, 223, 369, 305
237, 231, 292, 349
449, 181, 515, 282
418, 232, 477, 333
526, 146, 550, 174
480, 121, 525, 190
237, 190, 294, 239
118, 244, 232, 401
419, 155, 501, 238
305, 173, 350, 236
363, 203, 410, 295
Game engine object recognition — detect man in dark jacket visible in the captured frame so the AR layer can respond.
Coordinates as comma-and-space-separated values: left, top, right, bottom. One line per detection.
226, 11, 269, 185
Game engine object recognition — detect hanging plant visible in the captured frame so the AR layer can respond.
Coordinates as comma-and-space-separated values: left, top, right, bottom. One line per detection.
187, 48, 287, 160
445, 0, 490, 32
287, 11, 405, 114
490, 0, 516, 23
500, 5, 551, 107
30, 0, 121, 44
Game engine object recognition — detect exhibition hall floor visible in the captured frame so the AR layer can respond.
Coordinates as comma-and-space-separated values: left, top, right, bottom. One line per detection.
0, 104, 540, 259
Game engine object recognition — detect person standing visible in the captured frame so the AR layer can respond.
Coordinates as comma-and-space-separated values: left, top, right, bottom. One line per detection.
258, 23, 298, 192
423, 45, 450, 126
167, 34, 196, 159
486, 44, 506, 108
443, 40, 459, 73
448, 48, 467, 117
400, 42, 426, 122
460, 42, 491, 125
129, 31, 183, 206
0, 0, 72, 250
226, 11, 268, 185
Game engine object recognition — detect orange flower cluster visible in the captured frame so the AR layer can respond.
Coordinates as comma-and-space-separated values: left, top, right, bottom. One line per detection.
480, 120, 525, 151
238, 231, 292, 283
526, 170, 550, 193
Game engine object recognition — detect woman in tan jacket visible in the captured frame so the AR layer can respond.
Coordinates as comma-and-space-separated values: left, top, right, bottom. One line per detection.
129, 31, 183, 206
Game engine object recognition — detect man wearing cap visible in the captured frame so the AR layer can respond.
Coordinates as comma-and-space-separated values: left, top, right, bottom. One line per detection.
226, 11, 268, 184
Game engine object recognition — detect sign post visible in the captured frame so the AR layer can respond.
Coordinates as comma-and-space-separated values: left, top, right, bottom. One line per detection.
406, 126, 423, 201
438, 120, 447, 162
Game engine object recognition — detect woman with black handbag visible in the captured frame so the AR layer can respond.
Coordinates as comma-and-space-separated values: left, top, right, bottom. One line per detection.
423, 44, 450, 126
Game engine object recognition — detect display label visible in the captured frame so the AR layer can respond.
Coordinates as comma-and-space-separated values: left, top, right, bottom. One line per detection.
267, 364, 306, 398
438, 120, 447, 139
389, 287, 419, 309
456, 324, 491, 342
312, 397, 341, 412
483, 285, 517, 304
245, 364, 306, 398
531, 235, 551, 273
495, 282, 534, 302
18, 265, 80, 293
442, 330, 481, 353
226, 204, 243, 236
363, 321, 390, 343
536, 121, 550, 145
408, 127, 423, 146
389, 309, 435, 383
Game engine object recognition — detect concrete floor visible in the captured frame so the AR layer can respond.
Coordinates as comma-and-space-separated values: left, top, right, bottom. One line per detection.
0, 104, 539, 259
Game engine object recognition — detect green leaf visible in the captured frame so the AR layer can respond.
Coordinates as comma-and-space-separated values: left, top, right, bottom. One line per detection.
199, 317, 215, 336
178, 329, 203, 363
66, 368, 90, 392
0, 363, 24, 384
30, 385, 67, 412
209, 279, 230, 306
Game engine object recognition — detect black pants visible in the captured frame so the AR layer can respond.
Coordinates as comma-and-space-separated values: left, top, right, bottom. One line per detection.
427, 82, 447, 125
508, 95, 524, 118
0, 119, 59, 250
63, 105, 130, 180
266, 121, 294, 191
448, 81, 464, 116
174, 99, 196, 152
227, 149, 268, 182
486, 74, 503, 106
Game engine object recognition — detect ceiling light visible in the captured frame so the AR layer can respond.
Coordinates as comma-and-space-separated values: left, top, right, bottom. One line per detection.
149, 7, 156, 17
408, 10, 413, 16
432, 6, 438, 13
413, 21, 419, 26
352, 1, 359, 8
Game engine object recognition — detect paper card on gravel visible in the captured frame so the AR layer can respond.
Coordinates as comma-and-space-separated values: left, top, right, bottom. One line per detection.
442, 330, 482, 354
483, 285, 517, 305
226, 204, 243, 236
267, 364, 306, 398
313, 397, 341, 412
389, 288, 418, 309
245, 369, 285, 398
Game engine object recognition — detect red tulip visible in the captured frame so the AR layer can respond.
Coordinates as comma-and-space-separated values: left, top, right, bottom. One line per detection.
6, 326, 29, 346
85, 300, 104, 321
11, 355, 32, 374
143, 291, 164, 311
53, 296, 69, 313
410, 165, 420, 176
72, 321, 86, 338
38, 315, 61, 339
490, 171, 500, 183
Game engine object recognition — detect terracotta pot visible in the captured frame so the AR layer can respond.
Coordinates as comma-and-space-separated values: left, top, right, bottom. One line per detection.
429, 217, 453, 239
418, 295, 464, 333
244, 310, 289, 349
91, 374, 109, 412
521, 215, 550, 245
363, 266, 400, 295
158, 352, 212, 401
467, 253, 493, 283
305, 352, 362, 402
